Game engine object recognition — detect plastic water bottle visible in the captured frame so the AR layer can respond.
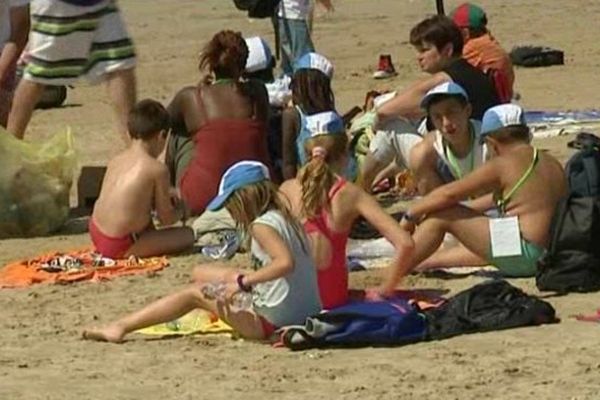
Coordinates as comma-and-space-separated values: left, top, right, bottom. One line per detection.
200, 283, 253, 309
231, 292, 253, 309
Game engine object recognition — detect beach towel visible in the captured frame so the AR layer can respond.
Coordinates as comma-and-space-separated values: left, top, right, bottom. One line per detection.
136, 309, 233, 337
0, 249, 168, 288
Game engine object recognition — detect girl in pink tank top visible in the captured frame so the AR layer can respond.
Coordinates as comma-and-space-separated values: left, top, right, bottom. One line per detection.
279, 113, 415, 309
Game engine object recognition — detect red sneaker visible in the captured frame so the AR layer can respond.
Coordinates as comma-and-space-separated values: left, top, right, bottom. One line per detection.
373, 54, 397, 79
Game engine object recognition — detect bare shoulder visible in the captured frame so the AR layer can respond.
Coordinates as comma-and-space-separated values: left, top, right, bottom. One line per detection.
144, 157, 169, 178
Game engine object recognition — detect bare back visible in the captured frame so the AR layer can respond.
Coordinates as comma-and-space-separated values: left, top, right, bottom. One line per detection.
92, 148, 165, 237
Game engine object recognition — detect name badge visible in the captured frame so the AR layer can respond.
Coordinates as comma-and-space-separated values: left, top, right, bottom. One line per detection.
489, 216, 522, 257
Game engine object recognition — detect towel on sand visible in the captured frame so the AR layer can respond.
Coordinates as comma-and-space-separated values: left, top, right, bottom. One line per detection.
136, 309, 233, 336
0, 249, 168, 288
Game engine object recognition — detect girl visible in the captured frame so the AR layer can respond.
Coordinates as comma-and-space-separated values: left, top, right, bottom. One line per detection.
279, 113, 415, 309
83, 161, 322, 343
166, 30, 271, 215
281, 52, 336, 179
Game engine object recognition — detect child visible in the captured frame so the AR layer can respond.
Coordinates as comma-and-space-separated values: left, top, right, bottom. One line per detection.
89, 99, 194, 259
279, 112, 414, 309
83, 161, 322, 342
375, 104, 567, 296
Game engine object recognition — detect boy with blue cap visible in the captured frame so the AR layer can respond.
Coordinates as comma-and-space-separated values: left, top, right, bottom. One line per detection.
373, 104, 566, 295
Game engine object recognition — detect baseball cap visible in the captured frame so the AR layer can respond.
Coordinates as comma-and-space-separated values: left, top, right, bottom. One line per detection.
244, 36, 274, 73
305, 111, 344, 137
450, 3, 488, 29
293, 52, 334, 79
206, 161, 270, 211
420, 81, 469, 110
480, 104, 527, 142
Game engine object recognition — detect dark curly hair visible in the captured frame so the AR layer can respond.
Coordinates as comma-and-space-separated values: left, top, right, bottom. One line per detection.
199, 30, 249, 79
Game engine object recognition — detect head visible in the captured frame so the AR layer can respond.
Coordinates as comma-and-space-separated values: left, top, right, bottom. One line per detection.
297, 112, 347, 219
127, 99, 171, 156
243, 36, 275, 83
480, 104, 530, 156
292, 53, 335, 114
450, 3, 488, 42
421, 82, 472, 142
199, 30, 248, 80
206, 161, 302, 235
409, 15, 464, 73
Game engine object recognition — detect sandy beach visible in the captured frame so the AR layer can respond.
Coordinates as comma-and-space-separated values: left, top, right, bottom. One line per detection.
1, 1, 600, 399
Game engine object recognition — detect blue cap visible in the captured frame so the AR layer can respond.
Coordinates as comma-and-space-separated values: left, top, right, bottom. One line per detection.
293, 52, 334, 78
206, 161, 270, 211
305, 111, 344, 137
480, 104, 526, 142
420, 81, 469, 110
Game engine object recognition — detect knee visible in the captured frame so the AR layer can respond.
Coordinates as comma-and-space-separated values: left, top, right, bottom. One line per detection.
420, 209, 451, 231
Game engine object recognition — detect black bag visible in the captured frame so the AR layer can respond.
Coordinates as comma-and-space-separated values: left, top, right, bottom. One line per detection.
424, 280, 557, 340
510, 46, 565, 67
536, 196, 600, 292
233, 0, 280, 18
565, 132, 600, 197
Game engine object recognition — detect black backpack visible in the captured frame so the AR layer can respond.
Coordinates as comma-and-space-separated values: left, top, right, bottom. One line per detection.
510, 46, 565, 68
233, 0, 280, 18
536, 132, 600, 293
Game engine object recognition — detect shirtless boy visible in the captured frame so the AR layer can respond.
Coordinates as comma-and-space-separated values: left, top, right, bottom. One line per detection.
376, 104, 566, 296
89, 99, 194, 258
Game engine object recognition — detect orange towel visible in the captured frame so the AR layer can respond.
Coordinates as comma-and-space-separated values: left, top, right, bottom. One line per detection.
0, 249, 168, 288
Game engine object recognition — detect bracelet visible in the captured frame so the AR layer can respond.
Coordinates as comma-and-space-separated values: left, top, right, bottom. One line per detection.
236, 274, 252, 292
403, 211, 418, 224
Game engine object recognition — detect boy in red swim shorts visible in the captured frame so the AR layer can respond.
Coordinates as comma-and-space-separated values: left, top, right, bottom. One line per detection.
90, 99, 194, 259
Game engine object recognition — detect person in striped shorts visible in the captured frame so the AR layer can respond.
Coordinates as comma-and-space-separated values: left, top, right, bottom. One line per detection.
7, 0, 136, 142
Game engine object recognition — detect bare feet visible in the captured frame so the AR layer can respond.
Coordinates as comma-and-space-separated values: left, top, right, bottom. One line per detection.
82, 324, 126, 343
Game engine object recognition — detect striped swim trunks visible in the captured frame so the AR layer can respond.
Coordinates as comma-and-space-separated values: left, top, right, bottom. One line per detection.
24, 0, 136, 85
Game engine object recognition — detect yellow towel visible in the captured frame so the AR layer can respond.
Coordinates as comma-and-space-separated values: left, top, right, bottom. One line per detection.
136, 309, 233, 336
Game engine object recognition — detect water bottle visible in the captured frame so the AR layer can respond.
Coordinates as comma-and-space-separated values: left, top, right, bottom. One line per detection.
231, 292, 253, 309
200, 283, 253, 309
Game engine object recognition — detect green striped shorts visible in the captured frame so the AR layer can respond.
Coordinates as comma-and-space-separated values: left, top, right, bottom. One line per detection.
24, 0, 136, 85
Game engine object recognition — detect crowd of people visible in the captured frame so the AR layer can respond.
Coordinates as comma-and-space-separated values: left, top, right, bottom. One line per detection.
0, 1, 566, 343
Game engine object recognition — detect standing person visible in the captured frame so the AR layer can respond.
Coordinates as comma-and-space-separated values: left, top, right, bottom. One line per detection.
83, 161, 322, 343
7, 0, 136, 141
376, 15, 499, 123
279, 112, 414, 309
450, 2, 515, 97
373, 104, 566, 296
166, 30, 271, 216
0, 0, 30, 126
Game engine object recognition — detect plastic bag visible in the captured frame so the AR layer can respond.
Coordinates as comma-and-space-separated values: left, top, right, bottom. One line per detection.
0, 129, 76, 238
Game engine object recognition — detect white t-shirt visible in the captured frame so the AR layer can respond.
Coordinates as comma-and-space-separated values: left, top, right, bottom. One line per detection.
0, 0, 29, 49
277, 0, 310, 20
369, 118, 423, 169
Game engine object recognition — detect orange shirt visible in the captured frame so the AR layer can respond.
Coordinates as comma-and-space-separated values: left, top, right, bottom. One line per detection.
463, 33, 515, 90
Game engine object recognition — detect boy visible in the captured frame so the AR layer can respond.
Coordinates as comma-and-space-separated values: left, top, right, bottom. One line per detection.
375, 104, 566, 296
89, 99, 194, 259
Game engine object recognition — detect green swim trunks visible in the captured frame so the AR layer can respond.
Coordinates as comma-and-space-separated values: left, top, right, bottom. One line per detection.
488, 239, 545, 277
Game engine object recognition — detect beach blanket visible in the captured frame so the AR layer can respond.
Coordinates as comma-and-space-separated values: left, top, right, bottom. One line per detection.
0, 249, 168, 288
526, 110, 600, 139
136, 309, 233, 337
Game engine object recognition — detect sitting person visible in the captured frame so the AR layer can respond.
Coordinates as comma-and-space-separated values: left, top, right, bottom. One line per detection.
450, 2, 515, 99
89, 99, 195, 259
373, 104, 566, 296
279, 112, 414, 309
376, 15, 499, 124
166, 30, 271, 215
281, 52, 336, 179
83, 161, 322, 343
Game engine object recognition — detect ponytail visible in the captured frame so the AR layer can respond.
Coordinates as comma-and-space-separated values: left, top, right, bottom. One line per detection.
297, 152, 336, 219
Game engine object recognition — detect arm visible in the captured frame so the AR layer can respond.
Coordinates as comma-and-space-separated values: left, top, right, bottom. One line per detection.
376, 73, 449, 122
281, 107, 299, 179
408, 137, 445, 195
153, 165, 183, 226
166, 86, 204, 136
241, 223, 294, 286
0, 4, 30, 82
467, 193, 495, 213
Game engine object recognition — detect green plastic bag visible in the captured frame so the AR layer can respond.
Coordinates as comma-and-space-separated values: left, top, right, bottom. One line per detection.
0, 129, 76, 238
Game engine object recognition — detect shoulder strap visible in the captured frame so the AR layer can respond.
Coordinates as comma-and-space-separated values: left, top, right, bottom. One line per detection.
328, 178, 347, 200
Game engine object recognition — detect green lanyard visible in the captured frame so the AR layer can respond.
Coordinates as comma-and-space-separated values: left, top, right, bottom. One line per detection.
445, 127, 475, 179
213, 78, 236, 85
496, 147, 539, 215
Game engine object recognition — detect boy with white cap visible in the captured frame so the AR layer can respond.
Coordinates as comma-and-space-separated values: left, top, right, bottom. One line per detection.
373, 104, 566, 295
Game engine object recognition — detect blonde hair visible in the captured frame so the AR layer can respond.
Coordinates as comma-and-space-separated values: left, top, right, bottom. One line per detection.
297, 134, 348, 219
224, 180, 305, 244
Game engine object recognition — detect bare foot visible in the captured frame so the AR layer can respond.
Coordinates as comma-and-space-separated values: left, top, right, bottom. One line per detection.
82, 324, 125, 343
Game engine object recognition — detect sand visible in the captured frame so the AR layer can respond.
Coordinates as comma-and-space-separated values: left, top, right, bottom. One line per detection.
1, 1, 600, 399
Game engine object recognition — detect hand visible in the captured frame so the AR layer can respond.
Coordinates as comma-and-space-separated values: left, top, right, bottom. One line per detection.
400, 218, 416, 234
223, 281, 241, 303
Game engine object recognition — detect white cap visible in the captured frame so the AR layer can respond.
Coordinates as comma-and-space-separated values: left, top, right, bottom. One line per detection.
420, 81, 469, 109
244, 36, 273, 73
481, 104, 527, 137
293, 52, 334, 79
305, 111, 344, 137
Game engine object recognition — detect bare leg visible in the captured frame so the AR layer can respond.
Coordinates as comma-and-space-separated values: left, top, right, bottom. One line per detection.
125, 226, 194, 258
6, 79, 45, 139
416, 244, 488, 271
105, 68, 136, 145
